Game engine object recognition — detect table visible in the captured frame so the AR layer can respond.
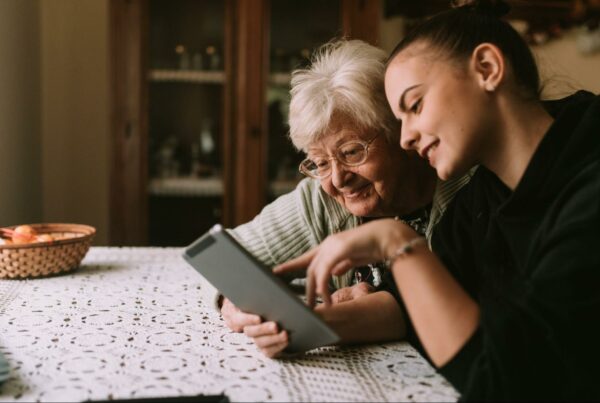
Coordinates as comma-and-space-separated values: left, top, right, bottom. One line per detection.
0, 247, 459, 402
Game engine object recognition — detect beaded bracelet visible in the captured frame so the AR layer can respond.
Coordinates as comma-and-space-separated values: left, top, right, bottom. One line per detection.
385, 236, 427, 266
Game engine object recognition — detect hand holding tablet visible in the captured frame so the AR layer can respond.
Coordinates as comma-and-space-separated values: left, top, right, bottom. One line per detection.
183, 224, 340, 353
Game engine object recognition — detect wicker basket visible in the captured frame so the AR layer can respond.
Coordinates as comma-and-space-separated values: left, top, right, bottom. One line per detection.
0, 223, 96, 279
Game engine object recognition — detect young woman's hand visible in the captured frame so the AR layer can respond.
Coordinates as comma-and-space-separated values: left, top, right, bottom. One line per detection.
274, 219, 417, 307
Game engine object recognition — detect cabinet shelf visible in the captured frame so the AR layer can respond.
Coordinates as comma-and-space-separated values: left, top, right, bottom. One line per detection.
148, 69, 226, 84
145, 70, 296, 86
149, 177, 224, 197
269, 179, 300, 197
269, 72, 292, 86
149, 177, 299, 198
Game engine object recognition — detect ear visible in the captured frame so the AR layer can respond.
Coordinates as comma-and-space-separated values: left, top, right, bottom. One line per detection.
470, 43, 504, 92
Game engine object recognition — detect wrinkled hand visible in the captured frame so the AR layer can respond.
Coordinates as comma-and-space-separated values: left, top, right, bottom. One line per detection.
274, 219, 416, 307
221, 297, 262, 332
331, 282, 375, 304
220, 298, 288, 357
243, 321, 288, 358
242, 283, 373, 358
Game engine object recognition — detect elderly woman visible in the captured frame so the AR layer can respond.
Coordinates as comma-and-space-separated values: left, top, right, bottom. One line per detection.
210, 39, 471, 357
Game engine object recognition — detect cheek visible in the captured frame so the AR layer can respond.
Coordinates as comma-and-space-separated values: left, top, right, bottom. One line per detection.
451, 106, 487, 153
438, 125, 478, 178
319, 179, 340, 200
414, 99, 448, 138
359, 162, 394, 196
363, 147, 398, 177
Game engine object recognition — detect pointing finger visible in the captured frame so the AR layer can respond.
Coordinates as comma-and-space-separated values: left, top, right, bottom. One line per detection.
273, 247, 318, 274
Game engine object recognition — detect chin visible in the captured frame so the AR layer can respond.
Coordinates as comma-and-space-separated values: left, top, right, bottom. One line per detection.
439, 169, 471, 182
436, 170, 451, 181
435, 163, 455, 181
346, 200, 379, 218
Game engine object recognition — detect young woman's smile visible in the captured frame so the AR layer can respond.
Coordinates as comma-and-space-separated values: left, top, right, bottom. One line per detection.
384, 46, 492, 180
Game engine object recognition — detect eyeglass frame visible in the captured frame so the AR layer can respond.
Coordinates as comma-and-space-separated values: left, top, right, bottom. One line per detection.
298, 133, 379, 179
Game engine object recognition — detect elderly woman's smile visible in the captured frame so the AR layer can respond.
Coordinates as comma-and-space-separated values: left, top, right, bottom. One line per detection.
305, 126, 433, 218
341, 184, 371, 199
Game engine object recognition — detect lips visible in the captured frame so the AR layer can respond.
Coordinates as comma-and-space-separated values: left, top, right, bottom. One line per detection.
420, 140, 439, 162
343, 184, 370, 200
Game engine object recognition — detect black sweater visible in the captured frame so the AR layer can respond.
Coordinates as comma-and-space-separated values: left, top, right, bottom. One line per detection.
431, 91, 600, 401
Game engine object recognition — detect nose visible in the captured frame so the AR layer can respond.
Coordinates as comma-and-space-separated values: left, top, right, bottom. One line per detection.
330, 159, 353, 189
400, 120, 420, 151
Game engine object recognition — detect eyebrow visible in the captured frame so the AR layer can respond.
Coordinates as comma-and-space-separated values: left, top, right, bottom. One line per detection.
398, 84, 422, 113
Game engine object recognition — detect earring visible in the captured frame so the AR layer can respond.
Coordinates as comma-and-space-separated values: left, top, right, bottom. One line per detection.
485, 83, 496, 92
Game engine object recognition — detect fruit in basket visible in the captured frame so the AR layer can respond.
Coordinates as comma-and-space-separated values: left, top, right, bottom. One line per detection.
12, 225, 37, 244
36, 234, 55, 243
0, 223, 96, 279
0, 225, 60, 245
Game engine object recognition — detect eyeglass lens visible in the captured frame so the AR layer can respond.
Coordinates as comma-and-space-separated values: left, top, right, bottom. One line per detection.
301, 141, 368, 178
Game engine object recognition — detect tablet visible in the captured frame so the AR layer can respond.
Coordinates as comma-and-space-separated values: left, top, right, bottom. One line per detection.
182, 224, 340, 353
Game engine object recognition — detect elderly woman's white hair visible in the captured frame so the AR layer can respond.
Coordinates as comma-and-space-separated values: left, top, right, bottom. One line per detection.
288, 39, 399, 152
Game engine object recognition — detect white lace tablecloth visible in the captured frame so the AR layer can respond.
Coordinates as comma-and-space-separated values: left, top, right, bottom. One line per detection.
0, 247, 459, 402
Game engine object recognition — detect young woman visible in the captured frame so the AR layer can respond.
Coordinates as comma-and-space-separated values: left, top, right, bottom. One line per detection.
276, 0, 600, 400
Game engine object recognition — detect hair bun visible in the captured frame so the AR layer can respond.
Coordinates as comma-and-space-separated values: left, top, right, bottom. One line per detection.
450, 0, 511, 17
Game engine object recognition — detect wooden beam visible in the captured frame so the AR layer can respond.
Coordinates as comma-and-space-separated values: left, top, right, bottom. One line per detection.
108, 0, 147, 245
341, 0, 382, 45
231, 0, 269, 225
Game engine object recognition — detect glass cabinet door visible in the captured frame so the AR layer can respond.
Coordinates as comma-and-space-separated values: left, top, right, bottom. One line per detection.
266, 1, 342, 201
146, 0, 227, 246
109, 0, 380, 245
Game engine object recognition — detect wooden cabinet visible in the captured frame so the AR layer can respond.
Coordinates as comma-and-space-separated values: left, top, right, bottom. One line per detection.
109, 0, 381, 246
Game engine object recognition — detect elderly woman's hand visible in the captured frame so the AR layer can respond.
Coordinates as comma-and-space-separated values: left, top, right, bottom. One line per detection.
221, 298, 288, 357
331, 282, 375, 304
241, 283, 373, 358
221, 297, 262, 332
274, 219, 417, 307
243, 321, 288, 358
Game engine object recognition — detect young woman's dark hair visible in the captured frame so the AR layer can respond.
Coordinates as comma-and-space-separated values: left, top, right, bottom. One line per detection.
387, 0, 541, 100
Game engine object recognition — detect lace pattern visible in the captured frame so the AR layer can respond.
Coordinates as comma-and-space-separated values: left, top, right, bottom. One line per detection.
0, 247, 458, 402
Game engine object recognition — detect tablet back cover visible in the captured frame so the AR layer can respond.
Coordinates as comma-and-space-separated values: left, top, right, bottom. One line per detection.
183, 225, 340, 353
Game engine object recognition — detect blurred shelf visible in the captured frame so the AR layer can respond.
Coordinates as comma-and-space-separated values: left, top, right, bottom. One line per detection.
150, 177, 299, 198
148, 69, 225, 84
149, 177, 224, 197
269, 72, 292, 86
269, 178, 301, 197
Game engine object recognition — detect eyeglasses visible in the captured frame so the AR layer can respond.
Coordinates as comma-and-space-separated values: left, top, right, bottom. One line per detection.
299, 134, 378, 179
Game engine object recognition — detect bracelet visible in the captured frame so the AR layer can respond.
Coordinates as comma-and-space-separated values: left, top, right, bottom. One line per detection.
385, 236, 427, 266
